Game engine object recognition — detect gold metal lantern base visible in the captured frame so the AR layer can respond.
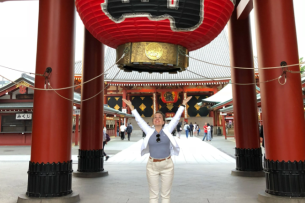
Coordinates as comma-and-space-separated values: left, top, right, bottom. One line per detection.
116, 42, 189, 73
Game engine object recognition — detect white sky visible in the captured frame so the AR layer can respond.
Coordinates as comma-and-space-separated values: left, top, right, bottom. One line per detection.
0, 0, 304, 81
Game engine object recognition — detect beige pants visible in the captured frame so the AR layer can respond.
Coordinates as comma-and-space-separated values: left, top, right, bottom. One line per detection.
146, 157, 174, 203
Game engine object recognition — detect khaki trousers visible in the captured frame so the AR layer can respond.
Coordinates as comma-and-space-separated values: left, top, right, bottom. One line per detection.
146, 157, 174, 203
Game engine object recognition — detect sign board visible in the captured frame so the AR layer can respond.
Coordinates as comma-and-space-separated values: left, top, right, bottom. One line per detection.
73, 109, 80, 115
220, 112, 227, 115
122, 109, 127, 113
16, 113, 32, 120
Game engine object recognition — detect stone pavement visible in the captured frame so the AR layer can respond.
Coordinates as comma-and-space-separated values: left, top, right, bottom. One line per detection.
0, 133, 266, 203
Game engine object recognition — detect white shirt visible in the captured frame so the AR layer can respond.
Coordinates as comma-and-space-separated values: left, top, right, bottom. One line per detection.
184, 124, 189, 130
132, 106, 185, 156
207, 126, 211, 132
120, 125, 126, 132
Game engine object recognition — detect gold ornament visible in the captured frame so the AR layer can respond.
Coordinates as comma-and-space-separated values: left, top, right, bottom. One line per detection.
145, 43, 163, 60
114, 104, 120, 110
139, 103, 146, 111
15, 81, 30, 88
115, 97, 120, 101
194, 103, 201, 111
166, 103, 174, 111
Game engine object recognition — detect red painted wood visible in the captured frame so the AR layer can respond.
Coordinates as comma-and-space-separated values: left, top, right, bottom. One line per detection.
222, 115, 227, 139
228, 3, 260, 149
80, 28, 104, 151
30, 0, 75, 163
108, 80, 230, 86
254, 0, 305, 161
0, 115, 1, 132
0, 86, 18, 97
0, 133, 32, 145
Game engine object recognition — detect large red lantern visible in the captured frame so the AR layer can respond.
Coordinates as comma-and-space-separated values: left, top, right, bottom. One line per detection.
161, 91, 178, 103
76, 0, 235, 73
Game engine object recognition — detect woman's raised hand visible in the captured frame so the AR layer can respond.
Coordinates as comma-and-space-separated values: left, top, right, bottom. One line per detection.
182, 96, 192, 106
122, 99, 134, 111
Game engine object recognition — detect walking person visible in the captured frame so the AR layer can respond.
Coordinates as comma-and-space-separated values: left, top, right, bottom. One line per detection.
176, 121, 182, 139
117, 122, 120, 137
184, 122, 190, 138
103, 130, 110, 161
207, 123, 211, 141
196, 124, 200, 136
210, 124, 214, 139
126, 123, 133, 141
202, 123, 208, 141
120, 123, 126, 140
122, 96, 192, 203
193, 122, 197, 136
189, 122, 194, 137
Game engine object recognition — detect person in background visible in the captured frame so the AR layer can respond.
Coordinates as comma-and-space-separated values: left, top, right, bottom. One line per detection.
126, 123, 133, 141
189, 122, 194, 137
117, 122, 120, 137
184, 122, 190, 138
176, 121, 182, 139
202, 123, 208, 141
207, 123, 211, 141
193, 122, 197, 136
120, 123, 126, 140
103, 130, 110, 161
210, 124, 214, 139
196, 124, 200, 136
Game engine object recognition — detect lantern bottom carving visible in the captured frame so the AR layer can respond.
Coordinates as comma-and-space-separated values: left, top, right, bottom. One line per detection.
116, 42, 189, 73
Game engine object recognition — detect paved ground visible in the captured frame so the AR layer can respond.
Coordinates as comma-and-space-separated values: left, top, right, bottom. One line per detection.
0, 132, 267, 203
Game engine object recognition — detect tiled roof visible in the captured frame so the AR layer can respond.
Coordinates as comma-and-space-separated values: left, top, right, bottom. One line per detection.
75, 30, 233, 82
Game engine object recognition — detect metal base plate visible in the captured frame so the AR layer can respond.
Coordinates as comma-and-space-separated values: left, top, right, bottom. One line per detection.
17, 193, 80, 203
231, 169, 265, 177
258, 191, 305, 203
73, 171, 108, 178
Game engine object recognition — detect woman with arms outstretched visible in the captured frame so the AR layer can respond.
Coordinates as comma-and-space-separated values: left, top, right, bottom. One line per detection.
123, 96, 192, 203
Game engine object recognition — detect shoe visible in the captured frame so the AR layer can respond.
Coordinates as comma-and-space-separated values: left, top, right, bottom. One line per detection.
106, 156, 109, 161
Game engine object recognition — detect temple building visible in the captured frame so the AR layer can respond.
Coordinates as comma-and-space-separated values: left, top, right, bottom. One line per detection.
74, 31, 232, 130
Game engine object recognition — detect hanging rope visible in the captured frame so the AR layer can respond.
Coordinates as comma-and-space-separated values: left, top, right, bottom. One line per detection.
50, 69, 121, 102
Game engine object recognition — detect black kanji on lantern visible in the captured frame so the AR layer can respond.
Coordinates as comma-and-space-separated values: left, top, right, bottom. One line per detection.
102, 0, 203, 30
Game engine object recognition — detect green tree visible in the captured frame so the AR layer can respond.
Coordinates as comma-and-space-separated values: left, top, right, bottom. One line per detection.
300, 57, 305, 74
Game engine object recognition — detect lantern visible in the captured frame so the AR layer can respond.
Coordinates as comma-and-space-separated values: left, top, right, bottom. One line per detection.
161, 91, 178, 103
76, 0, 235, 73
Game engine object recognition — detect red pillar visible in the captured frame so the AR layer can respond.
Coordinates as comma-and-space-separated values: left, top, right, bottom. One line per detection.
127, 94, 131, 114
77, 28, 106, 173
75, 114, 79, 146
26, 0, 76, 198
222, 115, 227, 139
228, 1, 262, 172
254, 0, 305, 197
104, 88, 108, 107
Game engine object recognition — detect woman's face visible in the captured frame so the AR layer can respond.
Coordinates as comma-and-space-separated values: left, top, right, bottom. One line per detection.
153, 113, 164, 127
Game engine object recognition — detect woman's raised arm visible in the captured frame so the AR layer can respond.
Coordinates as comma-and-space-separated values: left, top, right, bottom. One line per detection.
167, 96, 192, 133
122, 99, 151, 134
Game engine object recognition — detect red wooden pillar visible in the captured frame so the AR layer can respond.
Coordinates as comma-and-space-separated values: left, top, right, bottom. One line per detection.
254, 0, 305, 197
104, 88, 108, 107
76, 28, 107, 175
228, 0, 262, 174
75, 114, 79, 146
222, 115, 227, 140
183, 92, 188, 122
122, 89, 127, 125
24, 0, 78, 199
0, 115, 2, 132
127, 94, 131, 114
